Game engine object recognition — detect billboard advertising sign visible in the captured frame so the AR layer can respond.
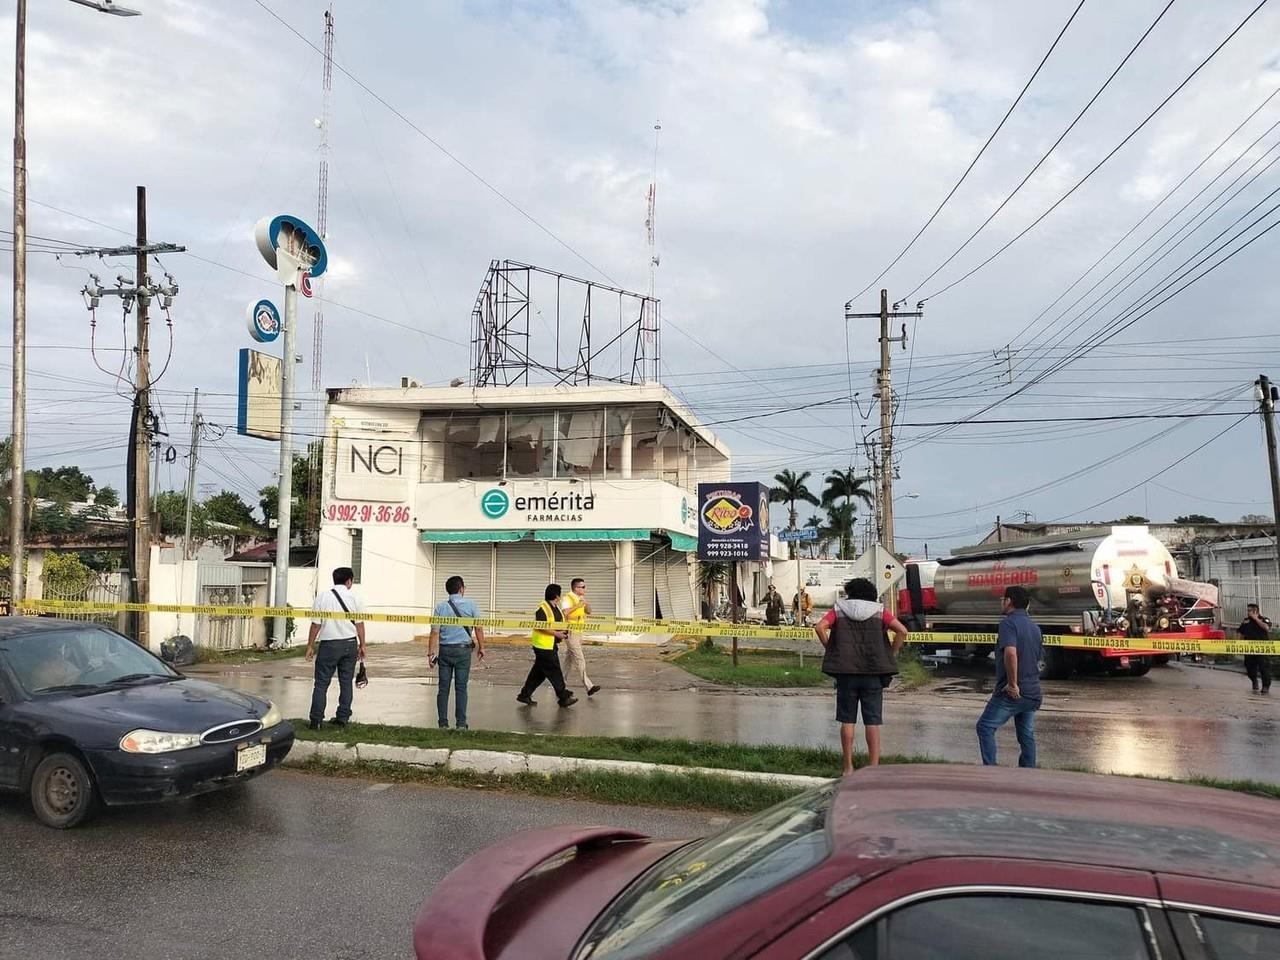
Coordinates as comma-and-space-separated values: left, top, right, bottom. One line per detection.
697, 482, 770, 562
237, 348, 282, 441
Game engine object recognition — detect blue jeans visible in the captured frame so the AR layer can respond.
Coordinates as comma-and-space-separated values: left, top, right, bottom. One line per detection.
311, 639, 358, 723
437, 644, 473, 728
976, 692, 1040, 767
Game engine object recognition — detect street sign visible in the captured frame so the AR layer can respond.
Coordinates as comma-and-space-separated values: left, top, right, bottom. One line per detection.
778, 527, 819, 542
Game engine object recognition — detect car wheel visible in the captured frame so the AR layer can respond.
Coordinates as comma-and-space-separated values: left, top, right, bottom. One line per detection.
30, 751, 98, 829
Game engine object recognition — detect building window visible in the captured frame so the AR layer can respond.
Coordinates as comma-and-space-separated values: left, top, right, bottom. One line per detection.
506, 411, 556, 477
351, 529, 363, 584
557, 409, 603, 478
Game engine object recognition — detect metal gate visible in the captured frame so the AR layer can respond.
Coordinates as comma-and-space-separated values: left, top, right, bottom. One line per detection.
41, 570, 126, 629
553, 543, 618, 617
193, 562, 270, 650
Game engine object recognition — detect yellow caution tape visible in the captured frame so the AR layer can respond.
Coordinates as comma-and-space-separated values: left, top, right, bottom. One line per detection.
15, 600, 1280, 654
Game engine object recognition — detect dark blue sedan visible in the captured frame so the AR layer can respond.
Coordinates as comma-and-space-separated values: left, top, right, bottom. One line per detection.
0, 617, 293, 828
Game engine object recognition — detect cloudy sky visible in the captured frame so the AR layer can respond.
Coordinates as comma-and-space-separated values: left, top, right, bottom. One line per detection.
2, 0, 1279, 554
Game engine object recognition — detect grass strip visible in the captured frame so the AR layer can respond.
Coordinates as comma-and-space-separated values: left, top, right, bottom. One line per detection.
291, 719, 858, 778
195, 645, 307, 664
292, 754, 800, 813
672, 647, 829, 687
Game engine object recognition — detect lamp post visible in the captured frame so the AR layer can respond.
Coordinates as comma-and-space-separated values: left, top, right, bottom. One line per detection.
9, 0, 140, 614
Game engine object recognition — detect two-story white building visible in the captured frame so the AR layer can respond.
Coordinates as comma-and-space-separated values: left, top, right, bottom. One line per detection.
313, 382, 731, 642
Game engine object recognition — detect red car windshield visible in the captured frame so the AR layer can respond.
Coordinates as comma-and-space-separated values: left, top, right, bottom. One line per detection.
575, 782, 836, 960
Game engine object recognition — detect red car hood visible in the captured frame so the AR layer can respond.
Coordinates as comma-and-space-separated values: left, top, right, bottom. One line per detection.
414, 825, 687, 960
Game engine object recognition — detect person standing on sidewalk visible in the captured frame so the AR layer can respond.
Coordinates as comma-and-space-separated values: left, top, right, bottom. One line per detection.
764, 584, 784, 626
428, 575, 486, 729
561, 577, 601, 697
815, 577, 908, 775
517, 583, 577, 708
1240, 603, 1273, 695
976, 585, 1044, 767
305, 567, 366, 731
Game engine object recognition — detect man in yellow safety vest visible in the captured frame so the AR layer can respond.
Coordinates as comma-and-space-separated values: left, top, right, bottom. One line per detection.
562, 577, 601, 697
516, 583, 578, 708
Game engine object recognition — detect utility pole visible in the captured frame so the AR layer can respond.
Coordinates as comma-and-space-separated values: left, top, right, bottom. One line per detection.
845, 291, 923, 558
183, 388, 200, 558
8, 0, 142, 616
76, 192, 183, 645
127, 187, 151, 647
1258, 374, 1280, 577
9, 0, 27, 613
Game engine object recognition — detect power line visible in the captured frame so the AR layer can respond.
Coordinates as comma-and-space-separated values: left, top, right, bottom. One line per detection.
851, 0, 1088, 300
902, 0, 1178, 302
914, 0, 1273, 302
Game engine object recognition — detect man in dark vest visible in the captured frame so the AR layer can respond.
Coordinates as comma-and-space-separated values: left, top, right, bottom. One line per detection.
815, 577, 909, 776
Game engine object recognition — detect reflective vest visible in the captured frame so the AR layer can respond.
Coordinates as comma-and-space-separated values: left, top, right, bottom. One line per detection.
531, 600, 561, 650
564, 595, 587, 624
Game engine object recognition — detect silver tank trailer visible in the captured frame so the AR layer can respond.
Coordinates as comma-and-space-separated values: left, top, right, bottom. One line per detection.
932, 527, 1177, 628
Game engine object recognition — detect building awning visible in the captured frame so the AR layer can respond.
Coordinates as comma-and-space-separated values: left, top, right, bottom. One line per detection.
665, 531, 698, 553
421, 530, 528, 543
533, 529, 650, 542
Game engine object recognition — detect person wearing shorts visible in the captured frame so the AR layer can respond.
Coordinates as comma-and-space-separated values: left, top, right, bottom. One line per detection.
815, 578, 908, 775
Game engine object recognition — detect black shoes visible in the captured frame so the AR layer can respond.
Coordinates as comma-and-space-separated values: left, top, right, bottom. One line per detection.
516, 693, 537, 706
307, 720, 323, 731
587, 685, 602, 697
328, 717, 349, 728
559, 695, 579, 707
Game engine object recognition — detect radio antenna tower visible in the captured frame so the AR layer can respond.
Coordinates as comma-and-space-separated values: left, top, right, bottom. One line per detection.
644, 122, 661, 298
310, 4, 334, 391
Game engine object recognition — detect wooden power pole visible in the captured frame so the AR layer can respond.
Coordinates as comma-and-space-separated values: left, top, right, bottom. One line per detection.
127, 186, 151, 647
1258, 374, 1280, 578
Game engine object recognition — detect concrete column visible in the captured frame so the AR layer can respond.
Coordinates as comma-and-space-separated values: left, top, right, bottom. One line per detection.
616, 411, 634, 618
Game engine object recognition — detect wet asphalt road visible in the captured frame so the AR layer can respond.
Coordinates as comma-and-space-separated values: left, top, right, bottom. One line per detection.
0, 768, 719, 960
196, 656, 1280, 783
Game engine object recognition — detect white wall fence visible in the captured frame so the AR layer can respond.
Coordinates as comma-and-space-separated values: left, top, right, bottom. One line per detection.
1215, 577, 1280, 633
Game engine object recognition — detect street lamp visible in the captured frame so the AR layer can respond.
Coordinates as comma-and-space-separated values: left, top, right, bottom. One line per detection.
8, 0, 140, 613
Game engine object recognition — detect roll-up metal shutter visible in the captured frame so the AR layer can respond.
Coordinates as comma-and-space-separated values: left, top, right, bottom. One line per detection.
433, 544, 493, 613
633, 547, 657, 619
664, 550, 696, 622
552, 543, 618, 617
495, 541, 553, 615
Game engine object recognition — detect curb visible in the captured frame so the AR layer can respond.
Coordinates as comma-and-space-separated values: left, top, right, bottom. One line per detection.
285, 740, 830, 789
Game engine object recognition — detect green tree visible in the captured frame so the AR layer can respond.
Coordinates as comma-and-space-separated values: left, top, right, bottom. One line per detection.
821, 468, 875, 511
258, 445, 323, 544
1113, 515, 1150, 524
1174, 514, 1218, 525
154, 491, 206, 538
769, 469, 820, 559
1241, 513, 1273, 524
95, 485, 120, 509
204, 490, 259, 532
31, 465, 95, 503
823, 502, 858, 561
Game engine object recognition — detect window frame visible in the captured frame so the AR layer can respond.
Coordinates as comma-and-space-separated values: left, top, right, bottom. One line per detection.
1167, 904, 1280, 960
800, 885, 1175, 960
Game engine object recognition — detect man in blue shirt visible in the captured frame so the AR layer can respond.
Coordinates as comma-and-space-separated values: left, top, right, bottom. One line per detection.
976, 585, 1043, 767
428, 575, 486, 729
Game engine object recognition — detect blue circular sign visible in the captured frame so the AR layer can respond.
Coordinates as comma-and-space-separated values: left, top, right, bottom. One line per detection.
480, 488, 510, 519
246, 299, 281, 343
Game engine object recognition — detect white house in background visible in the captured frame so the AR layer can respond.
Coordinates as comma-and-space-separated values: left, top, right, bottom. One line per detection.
313, 382, 732, 643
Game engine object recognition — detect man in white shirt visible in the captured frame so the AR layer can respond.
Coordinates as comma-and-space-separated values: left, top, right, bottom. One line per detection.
305, 567, 366, 730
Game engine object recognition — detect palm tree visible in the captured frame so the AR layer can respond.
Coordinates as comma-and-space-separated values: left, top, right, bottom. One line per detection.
696, 560, 729, 617
822, 467, 875, 511
823, 502, 858, 561
769, 469, 820, 559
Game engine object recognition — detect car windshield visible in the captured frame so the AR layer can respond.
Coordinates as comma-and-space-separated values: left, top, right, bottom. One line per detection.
0, 626, 177, 695
575, 781, 837, 960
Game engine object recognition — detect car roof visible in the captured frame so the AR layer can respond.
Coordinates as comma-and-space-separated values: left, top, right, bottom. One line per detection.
0, 616, 106, 640
832, 765, 1280, 887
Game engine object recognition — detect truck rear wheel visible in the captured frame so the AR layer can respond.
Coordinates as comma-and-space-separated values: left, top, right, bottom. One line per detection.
1129, 660, 1151, 677
1041, 647, 1071, 681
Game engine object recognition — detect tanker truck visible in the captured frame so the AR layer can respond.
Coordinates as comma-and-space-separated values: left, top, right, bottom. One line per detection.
897, 526, 1223, 678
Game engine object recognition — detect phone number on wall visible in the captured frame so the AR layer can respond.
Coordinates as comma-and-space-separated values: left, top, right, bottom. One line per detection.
324, 503, 412, 524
